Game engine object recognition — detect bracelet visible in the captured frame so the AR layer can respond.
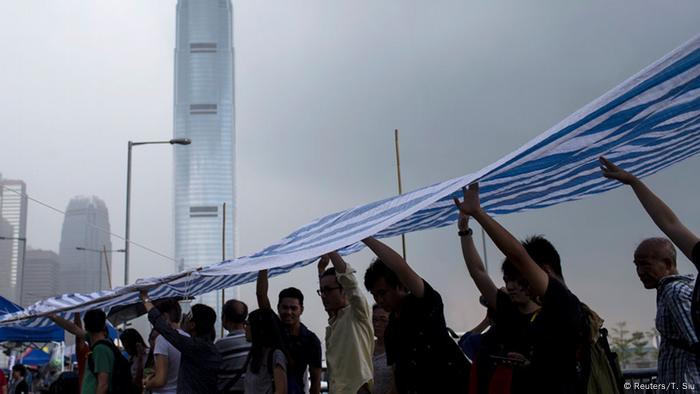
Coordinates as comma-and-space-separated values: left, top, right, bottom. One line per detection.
458, 228, 473, 237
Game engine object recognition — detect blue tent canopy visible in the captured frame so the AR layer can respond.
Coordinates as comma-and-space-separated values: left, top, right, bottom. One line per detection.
0, 296, 64, 343
19, 348, 51, 366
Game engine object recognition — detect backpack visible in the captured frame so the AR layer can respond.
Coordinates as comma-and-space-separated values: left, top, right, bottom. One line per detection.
579, 305, 624, 394
87, 339, 138, 394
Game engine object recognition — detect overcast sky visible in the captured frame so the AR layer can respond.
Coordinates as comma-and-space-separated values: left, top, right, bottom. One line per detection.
1, 0, 700, 339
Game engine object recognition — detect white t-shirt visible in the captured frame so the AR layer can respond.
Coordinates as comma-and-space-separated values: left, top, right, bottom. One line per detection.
152, 328, 190, 394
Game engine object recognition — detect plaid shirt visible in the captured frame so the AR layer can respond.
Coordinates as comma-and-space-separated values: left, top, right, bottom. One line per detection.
656, 274, 700, 387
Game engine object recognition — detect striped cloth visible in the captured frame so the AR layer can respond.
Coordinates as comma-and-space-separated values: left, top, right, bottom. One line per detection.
3, 34, 700, 327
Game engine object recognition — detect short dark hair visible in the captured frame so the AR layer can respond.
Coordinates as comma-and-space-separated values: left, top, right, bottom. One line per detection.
320, 267, 337, 279
278, 287, 304, 307
155, 298, 182, 323
522, 235, 562, 279
12, 363, 26, 377
501, 259, 522, 280
364, 259, 402, 291
83, 309, 107, 334
190, 304, 217, 340
222, 299, 248, 324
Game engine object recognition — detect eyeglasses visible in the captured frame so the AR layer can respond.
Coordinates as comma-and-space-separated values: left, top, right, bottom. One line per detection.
317, 286, 341, 296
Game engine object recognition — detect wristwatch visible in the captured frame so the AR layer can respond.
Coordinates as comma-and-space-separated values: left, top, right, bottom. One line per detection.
458, 228, 473, 237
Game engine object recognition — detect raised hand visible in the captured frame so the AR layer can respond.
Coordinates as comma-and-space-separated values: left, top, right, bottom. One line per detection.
453, 183, 482, 216
599, 156, 637, 185
317, 254, 331, 276
458, 213, 470, 232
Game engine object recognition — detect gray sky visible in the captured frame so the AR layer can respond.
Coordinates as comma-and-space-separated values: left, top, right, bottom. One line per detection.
1, 0, 700, 340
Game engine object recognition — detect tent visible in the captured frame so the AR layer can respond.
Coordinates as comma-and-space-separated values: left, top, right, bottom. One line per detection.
0, 296, 64, 342
19, 348, 51, 366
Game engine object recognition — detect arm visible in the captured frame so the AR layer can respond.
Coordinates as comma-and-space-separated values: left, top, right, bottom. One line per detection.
48, 313, 86, 338
273, 365, 287, 394
96, 373, 109, 394
256, 270, 272, 309
317, 255, 330, 276
600, 157, 699, 261
144, 355, 169, 389
327, 252, 347, 273
457, 214, 498, 309
469, 315, 491, 334
140, 290, 198, 355
131, 343, 146, 389
328, 252, 371, 318
309, 367, 321, 394
362, 237, 425, 298
454, 184, 549, 297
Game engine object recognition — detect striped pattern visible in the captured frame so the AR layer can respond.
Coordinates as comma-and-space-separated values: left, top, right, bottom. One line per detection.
3, 34, 700, 327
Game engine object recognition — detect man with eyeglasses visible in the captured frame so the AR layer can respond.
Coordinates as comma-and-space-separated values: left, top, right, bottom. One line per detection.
318, 252, 374, 394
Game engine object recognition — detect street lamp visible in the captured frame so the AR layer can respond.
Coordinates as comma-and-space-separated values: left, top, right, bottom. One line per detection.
124, 138, 191, 285
0, 236, 27, 305
76, 247, 125, 290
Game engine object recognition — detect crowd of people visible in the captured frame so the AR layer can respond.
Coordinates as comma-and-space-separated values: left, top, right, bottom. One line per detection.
27, 158, 700, 393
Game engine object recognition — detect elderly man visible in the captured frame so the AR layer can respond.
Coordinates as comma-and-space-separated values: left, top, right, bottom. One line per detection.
601, 157, 700, 387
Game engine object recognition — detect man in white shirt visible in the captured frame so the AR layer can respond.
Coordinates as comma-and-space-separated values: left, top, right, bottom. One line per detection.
144, 299, 190, 394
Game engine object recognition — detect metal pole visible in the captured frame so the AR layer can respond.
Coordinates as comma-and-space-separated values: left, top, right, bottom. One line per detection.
221, 202, 226, 337
19, 238, 27, 306
124, 141, 133, 285
481, 228, 489, 273
103, 245, 112, 289
394, 129, 407, 259
98, 249, 103, 291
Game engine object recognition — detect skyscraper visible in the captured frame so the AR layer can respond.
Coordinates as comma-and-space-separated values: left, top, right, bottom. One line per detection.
58, 196, 113, 295
173, 0, 235, 316
0, 175, 28, 304
21, 248, 59, 306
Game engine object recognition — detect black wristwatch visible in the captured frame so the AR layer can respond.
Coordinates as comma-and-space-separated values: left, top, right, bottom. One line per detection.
458, 228, 473, 237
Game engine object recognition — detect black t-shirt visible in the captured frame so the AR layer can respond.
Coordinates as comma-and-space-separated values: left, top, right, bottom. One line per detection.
284, 323, 322, 394
385, 280, 469, 394
14, 379, 29, 394
527, 276, 585, 394
476, 290, 540, 394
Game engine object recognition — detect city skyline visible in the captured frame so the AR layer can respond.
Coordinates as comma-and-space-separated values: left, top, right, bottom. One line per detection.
0, 1, 699, 338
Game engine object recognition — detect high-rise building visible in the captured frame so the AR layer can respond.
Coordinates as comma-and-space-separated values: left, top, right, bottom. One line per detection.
21, 248, 59, 306
58, 196, 113, 295
0, 175, 28, 304
0, 217, 16, 301
173, 0, 235, 316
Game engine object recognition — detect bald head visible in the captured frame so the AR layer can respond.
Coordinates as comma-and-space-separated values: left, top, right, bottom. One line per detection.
222, 299, 248, 331
635, 238, 677, 266
633, 237, 678, 289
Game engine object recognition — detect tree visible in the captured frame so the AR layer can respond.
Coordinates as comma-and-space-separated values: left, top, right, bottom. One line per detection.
609, 322, 649, 369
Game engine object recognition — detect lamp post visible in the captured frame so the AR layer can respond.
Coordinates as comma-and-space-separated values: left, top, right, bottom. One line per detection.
124, 138, 191, 285
76, 247, 125, 289
1, 236, 27, 305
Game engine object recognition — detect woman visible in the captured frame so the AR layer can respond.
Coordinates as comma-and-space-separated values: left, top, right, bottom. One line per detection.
120, 328, 149, 392
371, 304, 392, 394
245, 309, 288, 394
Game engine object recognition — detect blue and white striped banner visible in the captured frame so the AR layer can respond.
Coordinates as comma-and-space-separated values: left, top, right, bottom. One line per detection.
3, 34, 700, 327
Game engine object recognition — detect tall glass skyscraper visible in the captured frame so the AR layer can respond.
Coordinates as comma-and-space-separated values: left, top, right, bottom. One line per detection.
173, 0, 235, 316
0, 175, 28, 304
58, 196, 113, 295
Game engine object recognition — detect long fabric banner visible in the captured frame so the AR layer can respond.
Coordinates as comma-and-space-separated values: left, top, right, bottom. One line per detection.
2, 34, 700, 327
